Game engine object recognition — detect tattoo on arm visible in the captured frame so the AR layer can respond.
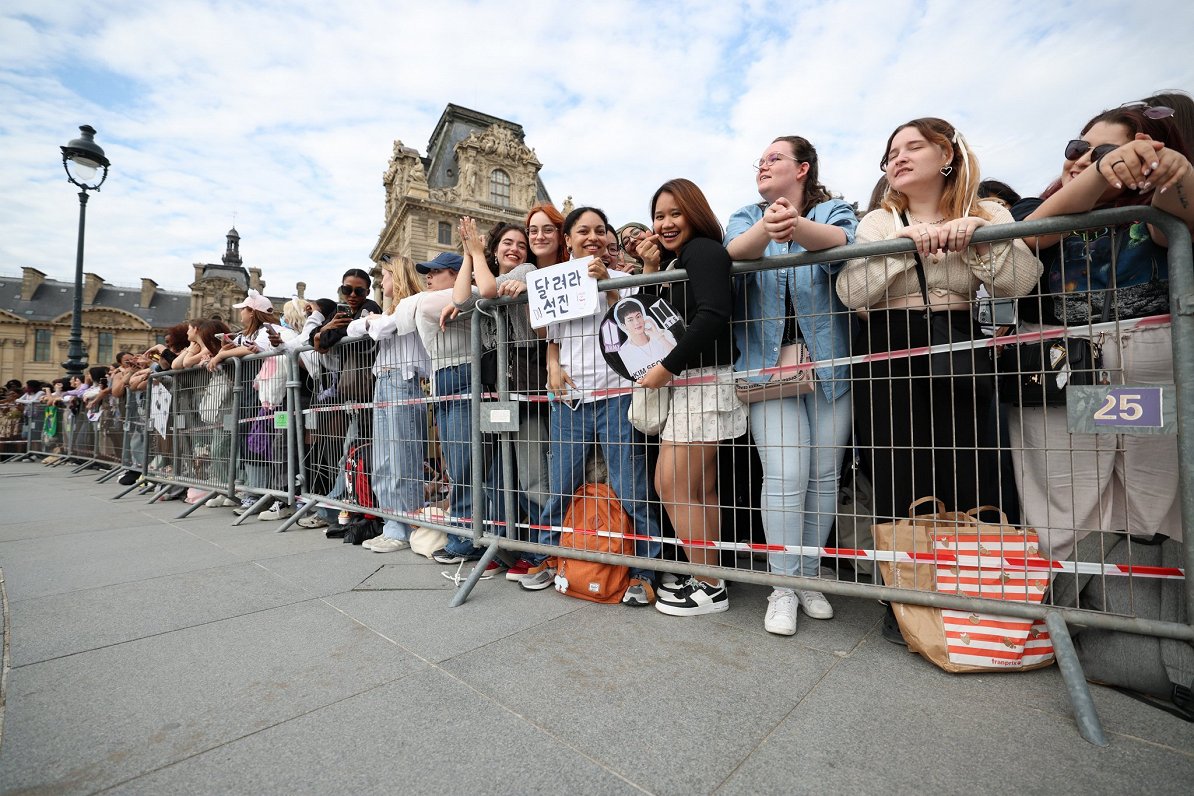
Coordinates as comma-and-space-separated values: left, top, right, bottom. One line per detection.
1177, 181, 1189, 210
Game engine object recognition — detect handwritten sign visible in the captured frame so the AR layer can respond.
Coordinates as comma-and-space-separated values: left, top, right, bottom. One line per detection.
149, 382, 172, 439
527, 256, 599, 329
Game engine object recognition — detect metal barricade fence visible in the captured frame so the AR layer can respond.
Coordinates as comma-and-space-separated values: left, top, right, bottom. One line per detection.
29, 404, 65, 461
118, 387, 147, 476
229, 348, 296, 521
138, 362, 241, 509
287, 330, 455, 543
433, 206, 1190, 745
81, 208, 1185, 744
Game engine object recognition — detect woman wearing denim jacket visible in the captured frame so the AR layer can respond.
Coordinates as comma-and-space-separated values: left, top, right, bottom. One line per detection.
726, 136, 858, 637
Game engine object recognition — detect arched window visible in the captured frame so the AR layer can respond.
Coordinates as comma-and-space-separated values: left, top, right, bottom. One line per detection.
489, 169, 511, 207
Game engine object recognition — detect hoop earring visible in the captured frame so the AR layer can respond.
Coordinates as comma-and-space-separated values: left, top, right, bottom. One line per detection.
940, 165, 954, 177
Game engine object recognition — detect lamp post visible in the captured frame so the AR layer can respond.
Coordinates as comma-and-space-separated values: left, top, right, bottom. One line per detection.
60, 124, 111, 380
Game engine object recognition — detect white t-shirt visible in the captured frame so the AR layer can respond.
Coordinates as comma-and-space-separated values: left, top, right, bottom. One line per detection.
619, 334, 675, 382
547, 270, 634, 403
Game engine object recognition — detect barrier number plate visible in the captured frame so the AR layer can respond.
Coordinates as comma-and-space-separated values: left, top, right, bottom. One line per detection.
1067, 385, 1173, 435
273, 412, 288, 430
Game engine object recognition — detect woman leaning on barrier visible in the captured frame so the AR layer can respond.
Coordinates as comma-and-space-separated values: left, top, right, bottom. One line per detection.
1008, 102, 1193, 561
635, 180, 747, 617
836, 118, 1042, 521
725, 135, 859, 637
344, 255, 430, 553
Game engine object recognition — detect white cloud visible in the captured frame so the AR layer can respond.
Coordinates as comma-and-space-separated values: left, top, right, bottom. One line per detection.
1, 0, 1192, 306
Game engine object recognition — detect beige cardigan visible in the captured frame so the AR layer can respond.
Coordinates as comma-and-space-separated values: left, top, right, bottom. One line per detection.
836, 200, 1043, 310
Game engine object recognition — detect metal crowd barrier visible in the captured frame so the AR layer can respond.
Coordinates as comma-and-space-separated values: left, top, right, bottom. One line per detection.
45, 206, 1185, 746
284, 333, 455, 541
228, 348, 297, 523
426, 206, 1190, 747
131, 362, 241, 512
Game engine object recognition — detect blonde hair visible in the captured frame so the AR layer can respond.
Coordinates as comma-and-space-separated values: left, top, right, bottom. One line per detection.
880, 118, 991, 222
282, 298, 307, 330
381, 255, 424, 313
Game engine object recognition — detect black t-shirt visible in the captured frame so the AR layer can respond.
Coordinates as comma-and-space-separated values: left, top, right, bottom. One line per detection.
658, 237, 738, 374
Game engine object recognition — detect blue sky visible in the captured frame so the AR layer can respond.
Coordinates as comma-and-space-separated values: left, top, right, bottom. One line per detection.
1, 0, 1192, 303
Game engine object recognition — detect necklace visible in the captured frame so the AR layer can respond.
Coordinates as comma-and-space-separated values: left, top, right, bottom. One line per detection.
909, 215, 946, 225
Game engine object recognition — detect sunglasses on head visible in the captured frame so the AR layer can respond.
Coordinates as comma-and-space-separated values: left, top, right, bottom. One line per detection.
1064, 140, 1119, 162
1119, 101, 1176, 120
339, 285, 368, 298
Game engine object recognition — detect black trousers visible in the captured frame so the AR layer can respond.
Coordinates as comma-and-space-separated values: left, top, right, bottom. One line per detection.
851, 309, 999, 521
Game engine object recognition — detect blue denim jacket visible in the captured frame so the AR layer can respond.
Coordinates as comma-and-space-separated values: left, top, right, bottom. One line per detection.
726, 198, 858, 402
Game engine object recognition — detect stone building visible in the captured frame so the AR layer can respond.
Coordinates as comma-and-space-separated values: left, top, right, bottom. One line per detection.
0, 228, 292, 383
370, 104, 553, 268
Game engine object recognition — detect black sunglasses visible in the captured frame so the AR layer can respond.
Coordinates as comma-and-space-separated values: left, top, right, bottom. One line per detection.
1064, 140, 1119, 163
339, 285, 369, 298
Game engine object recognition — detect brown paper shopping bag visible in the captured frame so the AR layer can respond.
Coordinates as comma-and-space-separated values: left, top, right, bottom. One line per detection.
873, 498, 1054, 673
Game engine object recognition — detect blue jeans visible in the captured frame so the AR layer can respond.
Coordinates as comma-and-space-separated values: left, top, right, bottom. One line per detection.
433, 364, 493, 557
372, 372, 426, 541
536, 395, 661, 581
748, 388, 852, 577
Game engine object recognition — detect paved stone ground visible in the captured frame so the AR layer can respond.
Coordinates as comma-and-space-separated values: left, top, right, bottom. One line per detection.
0, 459, 1191, 795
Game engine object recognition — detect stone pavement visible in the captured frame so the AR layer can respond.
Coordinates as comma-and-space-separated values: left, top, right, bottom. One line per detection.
0, 460, 1191, 795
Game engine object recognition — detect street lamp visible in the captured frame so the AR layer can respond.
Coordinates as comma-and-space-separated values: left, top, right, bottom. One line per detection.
60, 124, 111, 379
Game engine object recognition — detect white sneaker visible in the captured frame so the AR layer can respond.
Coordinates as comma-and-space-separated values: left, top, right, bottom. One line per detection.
797, 589, 834, 620
368, 537, 410, 553
764, 588, 798, 636
258, 501, 294, 521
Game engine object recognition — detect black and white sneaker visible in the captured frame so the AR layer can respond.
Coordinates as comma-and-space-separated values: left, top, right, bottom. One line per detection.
654, 577, 729, 617
431, 547, 480, 565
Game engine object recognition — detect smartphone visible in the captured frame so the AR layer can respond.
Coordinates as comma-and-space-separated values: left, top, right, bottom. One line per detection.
335, 302, 352, 316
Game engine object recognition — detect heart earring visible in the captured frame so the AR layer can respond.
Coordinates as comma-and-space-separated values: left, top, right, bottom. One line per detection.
940, 165, 954, 177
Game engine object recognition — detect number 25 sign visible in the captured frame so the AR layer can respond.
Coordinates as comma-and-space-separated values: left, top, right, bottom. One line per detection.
1067, 385, 1174, 436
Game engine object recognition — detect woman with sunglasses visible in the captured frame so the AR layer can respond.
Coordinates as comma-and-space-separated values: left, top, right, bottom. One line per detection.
307, 269, 382, 526
725, 136, 859, 636
836, 117, 1041, 527
1007, 103, 1192, 562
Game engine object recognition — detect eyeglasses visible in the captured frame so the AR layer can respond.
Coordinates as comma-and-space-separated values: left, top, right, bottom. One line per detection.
339, 285, 369, 298
1064, 140, 1120, 162
526, 224, 557, 238
1119, 101, 1176, 120
753, 153, 801, 171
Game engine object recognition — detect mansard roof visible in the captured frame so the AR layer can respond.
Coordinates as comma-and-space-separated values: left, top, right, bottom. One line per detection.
0, 274, 190, 327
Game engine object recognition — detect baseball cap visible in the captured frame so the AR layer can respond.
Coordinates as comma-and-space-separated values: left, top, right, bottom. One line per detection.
415, 252, 464, 274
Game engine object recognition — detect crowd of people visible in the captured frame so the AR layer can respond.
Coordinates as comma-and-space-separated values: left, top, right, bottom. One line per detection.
8, 90, 1191, 642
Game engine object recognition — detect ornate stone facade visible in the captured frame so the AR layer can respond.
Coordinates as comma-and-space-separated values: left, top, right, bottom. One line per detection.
370, 104, 553, 269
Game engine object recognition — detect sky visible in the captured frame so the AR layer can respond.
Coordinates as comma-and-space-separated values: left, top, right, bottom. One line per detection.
1, 0, 1192, 303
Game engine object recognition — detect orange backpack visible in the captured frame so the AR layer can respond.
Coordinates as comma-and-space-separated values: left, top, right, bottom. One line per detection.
555, 483, 633, 604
